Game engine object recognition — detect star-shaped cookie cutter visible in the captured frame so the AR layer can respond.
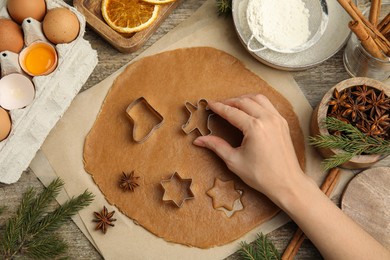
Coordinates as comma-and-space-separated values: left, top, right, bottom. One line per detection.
126, 97, 164, 143
207, 178, 244, 217
160, 172, 195, 208
181, 99, 213, 136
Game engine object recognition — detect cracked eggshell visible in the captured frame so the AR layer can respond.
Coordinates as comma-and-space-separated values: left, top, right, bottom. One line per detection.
0, 18, 24, 53
0, 107, 11, 141
19, 41, 58, 76
0, 74, 35, 110
7, 0, 46, 24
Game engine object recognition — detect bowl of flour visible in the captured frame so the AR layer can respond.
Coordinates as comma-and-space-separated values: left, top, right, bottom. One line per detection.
246, 0, 328, 53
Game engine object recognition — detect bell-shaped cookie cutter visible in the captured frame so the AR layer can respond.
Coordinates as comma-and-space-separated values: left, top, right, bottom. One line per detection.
161, 172, 195, 208
126, 97, 164, 143
182, 99, 213, 136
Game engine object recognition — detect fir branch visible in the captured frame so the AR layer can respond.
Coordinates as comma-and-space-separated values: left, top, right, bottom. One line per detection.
30, 190, 94, 236
0, 178, 94, 259
310, 117, 390, 170
25, 233, 68, 259
239, 233, 280, 260
320, 151, 358, 171
21, 178, 64, 240
216, 0, 232, 15
1, 187, 36, 257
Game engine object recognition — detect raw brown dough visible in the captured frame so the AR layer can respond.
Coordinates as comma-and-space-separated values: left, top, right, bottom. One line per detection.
83, 47, 305, 248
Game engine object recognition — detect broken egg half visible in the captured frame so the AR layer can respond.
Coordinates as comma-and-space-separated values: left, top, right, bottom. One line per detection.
19, 41, 58, 76
0, 74, 35, 110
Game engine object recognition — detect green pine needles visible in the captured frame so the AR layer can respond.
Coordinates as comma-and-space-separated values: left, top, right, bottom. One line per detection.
310, 117, 390, 171
0, 178, 94, 259
239, 233, 280, 260
216, 0, 232, 15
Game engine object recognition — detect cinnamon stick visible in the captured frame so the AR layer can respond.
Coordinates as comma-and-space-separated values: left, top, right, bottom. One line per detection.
380, 22, 390, 36
289, 235, 306, 260
349, 20, 387, 59
337, 0, 390, 53
378, 13, 390, 32
320, 167, 341, 195
385, 32, 390, 42
325, 169, 341, 197
281, 168, 341, 260
369, 0, 381, 27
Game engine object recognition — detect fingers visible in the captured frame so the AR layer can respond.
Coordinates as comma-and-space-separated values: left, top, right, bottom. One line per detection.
193, 135, 235, 162
224, 96, 263, 118
248, 94, 280, 116
219, 94, 281, 119
207, 101, 252, 132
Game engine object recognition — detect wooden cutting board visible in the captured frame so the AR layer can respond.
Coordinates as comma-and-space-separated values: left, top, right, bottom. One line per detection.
341, 167, 390, 250
73, 0, 181, 53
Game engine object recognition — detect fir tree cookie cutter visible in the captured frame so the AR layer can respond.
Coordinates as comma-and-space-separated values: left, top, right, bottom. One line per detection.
126, 97, 164, 143
182, 99, 214, 136
160, 172, 195, 208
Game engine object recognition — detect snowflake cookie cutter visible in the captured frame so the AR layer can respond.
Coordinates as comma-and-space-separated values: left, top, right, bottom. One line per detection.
182, 99, 214, 136
160, 172, 195, 208
126, 97, 164, 144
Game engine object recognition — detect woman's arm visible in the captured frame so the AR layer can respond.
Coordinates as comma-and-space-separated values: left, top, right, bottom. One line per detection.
193, 94, 390, 260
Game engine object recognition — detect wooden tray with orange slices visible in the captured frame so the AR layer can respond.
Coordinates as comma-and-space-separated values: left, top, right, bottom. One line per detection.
73, 0, 181, 53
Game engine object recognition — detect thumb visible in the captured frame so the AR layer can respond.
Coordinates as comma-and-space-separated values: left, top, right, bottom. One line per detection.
193, 135, 235, 161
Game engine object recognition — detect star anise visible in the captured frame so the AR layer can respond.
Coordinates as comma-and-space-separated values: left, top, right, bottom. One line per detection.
327, 85, 390, 140
119, 171, 139, 192
328, 109, 350, 123
328, 88, 348, 113
367, 90, 390, 118
341, 97, 366, 122
351, 84, 374, 104
356, 119, 370, 134
93, 206, 116, 234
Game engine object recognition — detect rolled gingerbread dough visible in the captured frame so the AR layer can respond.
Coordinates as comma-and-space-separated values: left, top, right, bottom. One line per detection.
83, 47, 305, 248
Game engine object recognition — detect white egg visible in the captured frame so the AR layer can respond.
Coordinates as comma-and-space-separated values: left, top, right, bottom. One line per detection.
0, 74, 35, 110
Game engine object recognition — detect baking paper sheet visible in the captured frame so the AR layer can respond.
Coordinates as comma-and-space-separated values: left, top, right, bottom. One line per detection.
30, 0, 340, 258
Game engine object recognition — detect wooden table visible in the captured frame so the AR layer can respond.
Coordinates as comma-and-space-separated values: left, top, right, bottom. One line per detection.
0, 0, 354, 258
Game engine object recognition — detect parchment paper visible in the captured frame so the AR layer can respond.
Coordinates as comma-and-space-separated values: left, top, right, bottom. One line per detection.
30, 0, 347, 258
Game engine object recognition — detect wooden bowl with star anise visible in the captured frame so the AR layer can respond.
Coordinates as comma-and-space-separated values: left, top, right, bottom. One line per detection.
311, 77, 390, 169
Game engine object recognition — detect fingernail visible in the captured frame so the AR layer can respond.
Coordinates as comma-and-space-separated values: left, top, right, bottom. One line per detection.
193, 138, 205, 147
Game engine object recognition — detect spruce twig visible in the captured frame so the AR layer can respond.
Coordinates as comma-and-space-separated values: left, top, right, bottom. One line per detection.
239, 233, 280, 260
0, 178, 94, 259
216, 0, 232, 15
310, 117, 390, 170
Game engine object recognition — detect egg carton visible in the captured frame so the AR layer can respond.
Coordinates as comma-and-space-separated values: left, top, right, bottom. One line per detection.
0, 0, 98, 184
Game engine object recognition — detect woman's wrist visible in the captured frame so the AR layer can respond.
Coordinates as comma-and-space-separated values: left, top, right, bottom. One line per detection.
273, 172, 320, 214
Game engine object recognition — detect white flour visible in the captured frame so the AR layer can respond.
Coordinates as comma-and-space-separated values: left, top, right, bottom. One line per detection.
247, 0, 310, 51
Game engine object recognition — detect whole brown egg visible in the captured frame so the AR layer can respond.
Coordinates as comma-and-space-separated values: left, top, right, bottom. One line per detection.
0, 107, 11, 142
0, 19, 24, 53
7, 0, 46, 24
42, 8, 80, 44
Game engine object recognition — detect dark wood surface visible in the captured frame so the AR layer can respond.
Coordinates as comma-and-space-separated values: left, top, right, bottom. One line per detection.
0, 0, 356, 258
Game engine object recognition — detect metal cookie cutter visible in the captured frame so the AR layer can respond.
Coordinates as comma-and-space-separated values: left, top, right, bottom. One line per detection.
206, 178, 244, 218
182, 99, 213, 136
161, 172, 195, 208
126, 97, 164, 143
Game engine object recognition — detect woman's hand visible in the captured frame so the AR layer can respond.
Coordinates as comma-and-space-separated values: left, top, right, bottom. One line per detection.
193, 94, 305, 203
194, 94, 390, 260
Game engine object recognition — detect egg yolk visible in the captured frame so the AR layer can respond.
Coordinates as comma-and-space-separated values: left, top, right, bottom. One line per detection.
24, 44, 56, 75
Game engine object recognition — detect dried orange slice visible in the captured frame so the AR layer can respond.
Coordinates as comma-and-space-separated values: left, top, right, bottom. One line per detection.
101, 0, 160, 34
141, 0, 177, 4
